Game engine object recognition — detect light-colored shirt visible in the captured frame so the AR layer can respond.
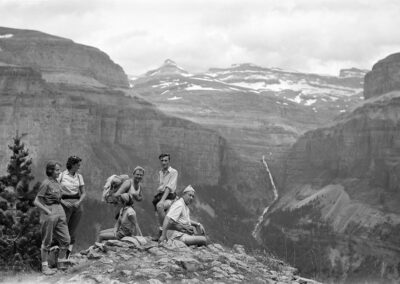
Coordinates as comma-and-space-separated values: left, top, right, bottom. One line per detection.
158, 166, 178, 193
166, 197, 191, 239
58, 170, 84, 196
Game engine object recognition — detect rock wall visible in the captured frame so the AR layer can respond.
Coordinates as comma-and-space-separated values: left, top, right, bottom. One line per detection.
0, 84, 224, 197
0, 66, 44, 93
0, 27, 128, 88
364, 53, 400, 99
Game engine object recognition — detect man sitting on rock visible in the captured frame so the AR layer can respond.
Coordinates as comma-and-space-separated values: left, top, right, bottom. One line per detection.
159, 185, 207, 246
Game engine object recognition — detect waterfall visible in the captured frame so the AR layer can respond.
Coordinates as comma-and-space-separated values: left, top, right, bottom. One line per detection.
252, 154, 279, 240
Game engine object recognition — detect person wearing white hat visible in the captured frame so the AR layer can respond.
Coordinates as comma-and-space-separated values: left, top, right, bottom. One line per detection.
159, 185, 207, 246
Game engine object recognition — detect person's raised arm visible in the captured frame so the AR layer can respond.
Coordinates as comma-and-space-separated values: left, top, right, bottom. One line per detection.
114, 179, 131, 196
127, 211, 142, 236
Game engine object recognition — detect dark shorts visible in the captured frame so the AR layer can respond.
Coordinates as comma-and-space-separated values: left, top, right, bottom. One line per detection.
152, 191, 176, 210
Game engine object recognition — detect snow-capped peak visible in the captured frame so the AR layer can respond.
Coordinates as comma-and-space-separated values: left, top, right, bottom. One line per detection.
145, 59, 190, 77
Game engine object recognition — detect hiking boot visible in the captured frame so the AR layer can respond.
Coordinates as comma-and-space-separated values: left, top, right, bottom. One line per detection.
151, 229, 162, 241
42, 265, 57, 275
65, 249, 72, 259
48, 246, 59, 269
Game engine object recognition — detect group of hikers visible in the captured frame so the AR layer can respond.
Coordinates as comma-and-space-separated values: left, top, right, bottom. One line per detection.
33, 153, 207, 275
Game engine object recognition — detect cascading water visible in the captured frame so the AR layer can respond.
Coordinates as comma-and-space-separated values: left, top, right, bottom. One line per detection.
252, 154, 279, 241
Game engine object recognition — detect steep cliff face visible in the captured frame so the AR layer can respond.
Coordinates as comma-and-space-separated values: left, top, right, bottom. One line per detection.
0, 66, 44, 93
364, 53, 400, 99
0, 27, 128, 88
259, 53, 400, 283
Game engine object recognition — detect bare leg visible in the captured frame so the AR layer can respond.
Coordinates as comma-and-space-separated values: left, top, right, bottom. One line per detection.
98, 228, 117, 242
156, 200, 172, 227
156, 202, 166, 227
181, 235, 208, 246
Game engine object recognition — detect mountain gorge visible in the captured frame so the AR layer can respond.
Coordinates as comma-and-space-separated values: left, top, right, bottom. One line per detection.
258, 53, 400, 283
130, 59, 366, 192
1, 25, 396, 284
0, 27, 263, 250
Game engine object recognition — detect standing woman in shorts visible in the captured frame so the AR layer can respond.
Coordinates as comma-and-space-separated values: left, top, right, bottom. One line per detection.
58, 155, 86, 258
34, 161, 70, 275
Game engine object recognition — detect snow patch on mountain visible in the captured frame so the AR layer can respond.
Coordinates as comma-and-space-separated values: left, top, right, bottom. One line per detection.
0, 34, 13, 39
230, 81, 267, 90
304, 99, 317, 106
167, 96, 182, 101
287, 94, 302, 104
186, 84, 219, 91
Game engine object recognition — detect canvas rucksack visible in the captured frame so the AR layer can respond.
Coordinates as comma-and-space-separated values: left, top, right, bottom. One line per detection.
102, 174, 130, 203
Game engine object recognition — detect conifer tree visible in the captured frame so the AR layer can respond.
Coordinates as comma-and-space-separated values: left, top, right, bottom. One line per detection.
0, 132, 41, 271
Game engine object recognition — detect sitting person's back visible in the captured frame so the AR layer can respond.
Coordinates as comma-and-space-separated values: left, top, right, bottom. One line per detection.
159, 185, 207, 246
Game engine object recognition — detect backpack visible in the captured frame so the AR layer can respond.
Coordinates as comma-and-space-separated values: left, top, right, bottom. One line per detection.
102, 174, 130, 203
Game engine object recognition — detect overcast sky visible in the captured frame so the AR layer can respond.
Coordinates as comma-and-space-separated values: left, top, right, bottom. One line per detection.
1, 0, 400, 76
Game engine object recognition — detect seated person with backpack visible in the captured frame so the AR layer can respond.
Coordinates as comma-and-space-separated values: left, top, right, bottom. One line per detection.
98, 193, 143, 242
159, 185, 207, 246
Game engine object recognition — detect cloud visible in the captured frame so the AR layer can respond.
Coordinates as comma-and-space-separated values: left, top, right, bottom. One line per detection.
1, 0, 400, 75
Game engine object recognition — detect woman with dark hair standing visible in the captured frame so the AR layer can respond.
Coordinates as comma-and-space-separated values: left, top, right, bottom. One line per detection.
58, 155, 86, 258
34, 161, 70, 275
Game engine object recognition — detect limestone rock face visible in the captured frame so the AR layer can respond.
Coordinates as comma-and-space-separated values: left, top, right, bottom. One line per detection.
364, 53, 400, 99
0, 27, 128, 88
0, 69, 231, 197
0, 66, 44, 93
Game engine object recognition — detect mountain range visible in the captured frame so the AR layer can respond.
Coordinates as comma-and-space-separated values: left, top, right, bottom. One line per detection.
129, 57, 400, 283
1, 26, 400, 283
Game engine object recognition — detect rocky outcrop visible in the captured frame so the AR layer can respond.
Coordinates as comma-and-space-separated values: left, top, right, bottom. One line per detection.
1, 237, 320, 284
0, 27, 128, 88
364, 53, 400, 99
